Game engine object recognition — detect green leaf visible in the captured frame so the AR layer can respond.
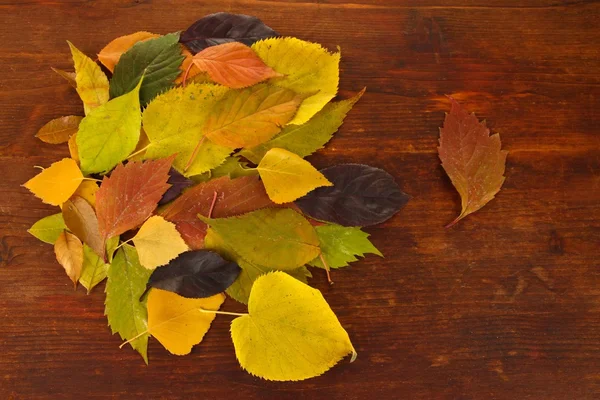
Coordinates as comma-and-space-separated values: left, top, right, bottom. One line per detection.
76, 79, 142, 175
199, 208, 320, 270
28, 213, 66, 244
80, 244, 109, 293
105, 244, 152, 364
204, 228, 311, 304
106, 236, 120, 263
110, 32, 185, 106
308, 223, 382, 269
240, 88, 365, 164
143, 83, 233, 176
252, 37, 340, 125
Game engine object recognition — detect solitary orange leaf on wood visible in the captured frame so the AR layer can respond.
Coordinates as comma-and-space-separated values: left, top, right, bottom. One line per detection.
190, 42, 282, 88
438, 98, 508, 227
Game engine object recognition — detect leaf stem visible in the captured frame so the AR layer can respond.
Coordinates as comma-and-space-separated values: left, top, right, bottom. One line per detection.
127, 144, 151, 160
119, 330, 148, 349
208, 191, 218, 218
319, 252, 333, 285
81, 177, 102, 183
198, 308, 248, 317
184, 136, 206, 172
445, 213, 465, 228
182, 61, 194, 88
114, 238, 133, 251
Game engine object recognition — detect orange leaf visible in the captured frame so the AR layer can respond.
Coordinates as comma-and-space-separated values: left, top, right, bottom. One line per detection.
35, 116, 82, 144
438, 98, 508, 227
98, 31, 159, 72
191, 42, 282, 88
175, 47, 204, 84
160, 176, 274, 249
96, 156, 174, 249
54, 231, 84, 287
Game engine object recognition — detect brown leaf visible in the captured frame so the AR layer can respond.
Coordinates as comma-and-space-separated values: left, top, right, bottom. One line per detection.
54, 231, 84, 287
35, 116, 82, 144
191, 42, 282, 88
160, 176, 273, 249
96, 156, 174, 249
62, 196, 103, 257
438, 98, 508, 227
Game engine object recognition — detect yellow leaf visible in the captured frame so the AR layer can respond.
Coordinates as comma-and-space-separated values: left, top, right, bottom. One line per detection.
23, 158, 83, 206
231, 272, 356, 381
128, 128, 151, 162
67, 41, 109, 115
257, 148, 332, 204
147, 289, 225, 355
252, 37, 340, 125
132, 216, 189, 270
72, 180, 98, 208
54, 231, 84, 286
68, 133, 79, 163
98, 31, 159, 72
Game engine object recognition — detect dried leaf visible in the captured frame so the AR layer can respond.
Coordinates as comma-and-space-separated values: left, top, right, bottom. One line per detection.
98, 31, 159, 72
181, 12, 278, 54
28, 213, 66, 244
62, 196, 103, 257
199, 208, 320, 270
96, 157, 173, 249
146, 289, 225, 355
23, 158, 83, 206
438, 99, 508, 227
132, 216, 189, 270
110, 33, 184, 106
105, 244, 151, 363
257, 148, 332, 204
54, 231, 84, 286
160, 175, 273, 249
240, 88, 365, 163
35, 116, 82, 144
76, 78, 142, 175
144, 250, 240, 298
142, 83, 232, 176
191, 42, 282, 88
203, 84, 307, 149
252, 37, 340, 125
67, 41, 109, 115
296, 164, 409, 226
230, 272, 356, 381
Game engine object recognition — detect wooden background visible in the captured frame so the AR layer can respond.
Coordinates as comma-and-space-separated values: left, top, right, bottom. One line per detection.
1, 0, 599, 399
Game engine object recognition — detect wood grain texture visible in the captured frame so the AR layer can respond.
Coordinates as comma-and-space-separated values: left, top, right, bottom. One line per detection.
1, 0, 599, 399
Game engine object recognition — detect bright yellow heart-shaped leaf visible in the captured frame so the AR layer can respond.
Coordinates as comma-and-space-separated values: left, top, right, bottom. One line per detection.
132, 216, 189, 270
23, 158, 83, 206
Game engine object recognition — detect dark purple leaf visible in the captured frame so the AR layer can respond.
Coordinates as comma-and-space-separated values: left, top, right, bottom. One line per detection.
295, 164, 409, 227
180, 12, 278, 54
142, 250, 240, 299
158, 168, 194, 205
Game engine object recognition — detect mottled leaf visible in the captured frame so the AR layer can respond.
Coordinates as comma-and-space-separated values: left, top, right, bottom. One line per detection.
181, 12, 278, 54
296, 164, 409, 227
438, 98, 508, 227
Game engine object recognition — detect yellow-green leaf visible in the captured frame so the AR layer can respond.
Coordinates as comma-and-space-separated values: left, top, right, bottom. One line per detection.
28, 213, 67, 244
72, 180, 99, 208
199, 208, 320, 270
252, 37, 340, 125
257, 148, 332, 204
80, 244, 109, 293
203, 83, 307, 149
67, 41, 109, 115
142, 83, 232, 176
77, 78, 142, 175
23, 158, 83, 206
132, 216, 189, 270
231, 271, 356, 381
147, 289, 225, 355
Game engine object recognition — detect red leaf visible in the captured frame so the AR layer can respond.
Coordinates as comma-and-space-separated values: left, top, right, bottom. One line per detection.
97, 156, 174, 247
438, 98, 508, 227
160, 175, 273, 249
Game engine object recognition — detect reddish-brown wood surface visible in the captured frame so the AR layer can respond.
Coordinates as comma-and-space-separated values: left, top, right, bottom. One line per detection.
1, 1, 599, 399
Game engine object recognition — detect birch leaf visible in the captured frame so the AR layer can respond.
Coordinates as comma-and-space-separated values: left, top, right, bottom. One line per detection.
257, 148, 332, 204
80, 244, 109, 293
132, 216, 189, 270
146, 289, 225, 355
76, 78, 142, 175
35, 116, 82, 144
252, 37, 340, 125
67, 41, 109, 115
23, 158, 83, 206
28, 213, 66, 244
231, 272, 356, 381
72, 180, 99, 208
54, 231, 84, 287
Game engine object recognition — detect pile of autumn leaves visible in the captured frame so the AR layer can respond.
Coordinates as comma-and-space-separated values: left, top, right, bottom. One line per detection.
24, 13, 410, 381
